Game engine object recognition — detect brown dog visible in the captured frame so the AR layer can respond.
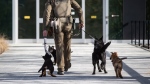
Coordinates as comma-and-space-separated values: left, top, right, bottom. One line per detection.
110, 52, 127, 78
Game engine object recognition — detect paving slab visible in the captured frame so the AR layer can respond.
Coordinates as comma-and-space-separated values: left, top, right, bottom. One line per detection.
0, 43, 150, 84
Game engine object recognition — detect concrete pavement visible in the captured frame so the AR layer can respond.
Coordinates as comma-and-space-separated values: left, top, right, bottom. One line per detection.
0, 43, 150, 84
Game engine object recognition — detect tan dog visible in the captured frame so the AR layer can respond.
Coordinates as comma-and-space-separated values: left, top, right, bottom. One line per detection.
110, 52, 127, 78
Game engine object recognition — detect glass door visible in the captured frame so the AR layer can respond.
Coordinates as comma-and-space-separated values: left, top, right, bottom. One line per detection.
85, 0, 103, 38
109, 0, 123, 40
18, 0, 36, 39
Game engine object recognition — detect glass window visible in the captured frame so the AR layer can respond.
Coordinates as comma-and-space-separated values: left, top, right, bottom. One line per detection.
0, 0, 12, 40
19, 0, 36, 39
109, 0, 123, 40
85, 0, 103, 38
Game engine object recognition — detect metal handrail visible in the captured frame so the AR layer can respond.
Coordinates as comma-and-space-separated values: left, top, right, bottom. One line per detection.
131, 20, 150, 49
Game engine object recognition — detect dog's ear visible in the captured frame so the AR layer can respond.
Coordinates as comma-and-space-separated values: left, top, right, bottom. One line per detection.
114, 52, 118, 56
99, 36, 103, 40
42, 56, 45, 60
94, 36, 98, 41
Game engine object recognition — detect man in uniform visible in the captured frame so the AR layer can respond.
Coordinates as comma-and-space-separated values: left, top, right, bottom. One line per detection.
43, 0, 84, 75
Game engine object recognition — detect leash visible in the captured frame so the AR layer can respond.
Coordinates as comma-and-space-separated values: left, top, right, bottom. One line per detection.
81, 29, 103, 43
73, 29, 81, 36
72, 29, 96, 39
71, 28, 101, 43
43, 38, 54, 57
71, 18, 81, 37
82, 29, 95, 39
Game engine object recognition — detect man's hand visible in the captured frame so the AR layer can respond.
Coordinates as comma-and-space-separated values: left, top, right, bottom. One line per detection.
43, 30, 48, 37
79, 23, 84, 29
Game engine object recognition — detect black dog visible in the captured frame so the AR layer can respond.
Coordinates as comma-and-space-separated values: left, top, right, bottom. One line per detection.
48, 46, 56, 65
92, 36, 111, 75
38, 53, 56, 77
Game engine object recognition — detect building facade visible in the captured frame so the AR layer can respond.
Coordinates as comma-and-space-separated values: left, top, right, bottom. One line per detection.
0, 0, 149, 44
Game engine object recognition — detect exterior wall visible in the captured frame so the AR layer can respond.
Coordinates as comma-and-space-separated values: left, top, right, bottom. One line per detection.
1, 0, 147, 43
123, 0, 146, 39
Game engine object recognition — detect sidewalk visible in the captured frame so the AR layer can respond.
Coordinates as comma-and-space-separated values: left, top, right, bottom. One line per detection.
0, 43, 150, 84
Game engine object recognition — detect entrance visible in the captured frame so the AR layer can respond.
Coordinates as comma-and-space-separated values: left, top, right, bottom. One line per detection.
11, 0, 149, 43
13, 0, 108, 43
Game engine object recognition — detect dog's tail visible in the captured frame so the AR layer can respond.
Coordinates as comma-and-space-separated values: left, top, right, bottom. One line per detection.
101, 41, 111, 52
38, 68, 42, 72
121, 57, 127, 60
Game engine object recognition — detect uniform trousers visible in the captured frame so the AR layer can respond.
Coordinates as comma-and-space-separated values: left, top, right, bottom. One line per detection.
54, 22, 72, 72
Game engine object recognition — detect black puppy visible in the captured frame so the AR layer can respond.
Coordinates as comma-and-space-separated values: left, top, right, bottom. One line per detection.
92, 36, 111, 75
38, 53, 56, 77
48, 46, 56, 65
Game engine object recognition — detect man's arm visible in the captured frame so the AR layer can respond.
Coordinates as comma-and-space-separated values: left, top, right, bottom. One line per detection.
71, 0, 84, 28
43, 2, 52, 37
43, 2, 52, 30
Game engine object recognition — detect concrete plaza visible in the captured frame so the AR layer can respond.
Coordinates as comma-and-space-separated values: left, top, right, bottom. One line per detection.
0, 43, 150, 84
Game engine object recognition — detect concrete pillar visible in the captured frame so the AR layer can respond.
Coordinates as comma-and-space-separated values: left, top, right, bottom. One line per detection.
103, 0, 109, 42
82, 0, 85, 43
12, 0, 18, 43
36, 0, 40, 43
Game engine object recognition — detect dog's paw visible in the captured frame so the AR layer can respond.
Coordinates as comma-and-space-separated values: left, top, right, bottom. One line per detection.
98, 70, 102, 72
104, 71, 107, 73
43, 74, 46, 76
119, 75, 123, 78
120, 77, 123, 79
51, 74, 56, 77
92, 73, 95, 75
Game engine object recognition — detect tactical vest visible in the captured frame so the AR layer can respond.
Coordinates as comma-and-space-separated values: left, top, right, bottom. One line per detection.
53, 0, 71, 17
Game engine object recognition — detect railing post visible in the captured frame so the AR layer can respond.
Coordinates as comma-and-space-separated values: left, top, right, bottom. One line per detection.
131, 21, 133, 44
139, 21, 140, 46
148, 21, 150, 49
135, 21, 136, 45
143, 21, 145, 47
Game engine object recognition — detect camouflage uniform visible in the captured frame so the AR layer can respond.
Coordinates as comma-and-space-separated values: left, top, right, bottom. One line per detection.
43, 0, 84, 73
